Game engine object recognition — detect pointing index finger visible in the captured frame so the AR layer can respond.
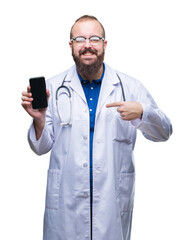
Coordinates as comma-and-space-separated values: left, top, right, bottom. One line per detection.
106, 102, 124, 108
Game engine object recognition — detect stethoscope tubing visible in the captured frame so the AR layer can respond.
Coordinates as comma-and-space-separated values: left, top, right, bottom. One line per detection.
56, 72, 125, 126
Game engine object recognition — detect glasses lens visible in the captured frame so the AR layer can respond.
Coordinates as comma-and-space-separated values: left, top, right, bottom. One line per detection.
75, 36, 86, 42
74, 37, 86, 46
90, 36, 101, 44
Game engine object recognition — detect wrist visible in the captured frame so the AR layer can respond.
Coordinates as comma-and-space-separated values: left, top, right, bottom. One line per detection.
138, 103, 143, 119
34, 117, 45, 128
33, 117, 45, 140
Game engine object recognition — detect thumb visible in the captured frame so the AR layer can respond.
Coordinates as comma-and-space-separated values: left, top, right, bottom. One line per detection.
46, 89, 50, 99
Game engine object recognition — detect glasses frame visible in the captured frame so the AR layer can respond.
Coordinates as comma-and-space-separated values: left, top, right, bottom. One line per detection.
70, 35, 105, 45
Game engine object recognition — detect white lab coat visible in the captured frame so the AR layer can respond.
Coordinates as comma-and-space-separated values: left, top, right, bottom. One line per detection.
28, 63, 172, 240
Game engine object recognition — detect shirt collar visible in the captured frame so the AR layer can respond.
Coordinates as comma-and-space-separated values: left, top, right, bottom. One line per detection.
77, 63, 105, 84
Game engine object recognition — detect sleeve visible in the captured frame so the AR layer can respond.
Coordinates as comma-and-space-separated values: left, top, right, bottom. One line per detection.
131, 82, 173, 142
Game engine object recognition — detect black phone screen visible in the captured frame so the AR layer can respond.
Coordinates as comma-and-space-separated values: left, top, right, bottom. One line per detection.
29, 77, 48, 109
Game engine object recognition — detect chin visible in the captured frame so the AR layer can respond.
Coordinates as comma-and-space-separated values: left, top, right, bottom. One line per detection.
81, 55, 97, 62
81, 59, 96, 65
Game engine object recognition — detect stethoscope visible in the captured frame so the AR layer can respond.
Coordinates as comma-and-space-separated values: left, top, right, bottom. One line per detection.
56, 73, 126, 126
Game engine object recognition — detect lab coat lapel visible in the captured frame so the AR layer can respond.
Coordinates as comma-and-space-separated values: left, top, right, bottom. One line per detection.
96, 65, 119, 118
66, 65, 87, 103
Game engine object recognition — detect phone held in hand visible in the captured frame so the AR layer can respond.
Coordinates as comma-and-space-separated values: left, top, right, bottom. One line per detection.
29, 76, 48, 109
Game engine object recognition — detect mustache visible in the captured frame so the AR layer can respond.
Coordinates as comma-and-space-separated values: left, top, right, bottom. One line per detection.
79, 48, 97, 56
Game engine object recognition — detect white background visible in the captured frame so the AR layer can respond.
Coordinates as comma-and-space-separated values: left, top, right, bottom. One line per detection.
0, 0, 194, 239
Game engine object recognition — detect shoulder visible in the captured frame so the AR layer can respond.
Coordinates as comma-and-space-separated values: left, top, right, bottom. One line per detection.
104, 63, 142, 87
46, 65, 76, 88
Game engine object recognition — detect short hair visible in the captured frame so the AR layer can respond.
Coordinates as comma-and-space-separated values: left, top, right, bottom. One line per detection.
70, 15, 106, 39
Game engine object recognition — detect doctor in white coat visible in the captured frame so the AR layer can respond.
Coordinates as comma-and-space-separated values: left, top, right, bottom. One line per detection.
21, 15, 172, 240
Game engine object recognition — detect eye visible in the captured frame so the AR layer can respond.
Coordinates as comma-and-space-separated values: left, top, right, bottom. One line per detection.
90, 36, 101, 42
75, 37, 86, 42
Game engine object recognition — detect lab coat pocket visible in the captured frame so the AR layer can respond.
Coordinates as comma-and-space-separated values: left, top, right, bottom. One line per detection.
118, 173, 135, 212
46, 169, 61, 210
113, 111, 133, 141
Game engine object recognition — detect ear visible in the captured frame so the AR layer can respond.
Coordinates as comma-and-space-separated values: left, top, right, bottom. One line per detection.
69, 41, 72, 49
103, 40, 107, 51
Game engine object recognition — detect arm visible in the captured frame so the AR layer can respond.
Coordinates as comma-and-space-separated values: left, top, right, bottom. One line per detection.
106, 83, 172, 142
21, 85, 48, 140
134, 83, 172, 141
22, 86, 54, 155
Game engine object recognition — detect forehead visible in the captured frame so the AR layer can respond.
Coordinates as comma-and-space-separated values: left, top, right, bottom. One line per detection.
72, 20, 103, 37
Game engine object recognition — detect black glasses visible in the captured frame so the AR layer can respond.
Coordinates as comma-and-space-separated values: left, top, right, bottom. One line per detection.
70, 36, 105, 46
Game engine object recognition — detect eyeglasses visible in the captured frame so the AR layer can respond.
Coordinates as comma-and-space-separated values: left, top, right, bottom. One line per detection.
70, 36, 105, 46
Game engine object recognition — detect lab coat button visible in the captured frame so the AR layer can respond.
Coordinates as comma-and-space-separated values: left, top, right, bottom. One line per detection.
83, 163, 88, 168
83, 192, 89, 198
83, 136, 88, 140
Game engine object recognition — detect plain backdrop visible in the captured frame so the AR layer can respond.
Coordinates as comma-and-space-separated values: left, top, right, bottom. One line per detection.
0, 0, 194, 239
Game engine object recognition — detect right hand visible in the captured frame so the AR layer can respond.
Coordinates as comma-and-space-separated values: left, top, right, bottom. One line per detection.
21, 85, 50, 120
21, 86, 50, 140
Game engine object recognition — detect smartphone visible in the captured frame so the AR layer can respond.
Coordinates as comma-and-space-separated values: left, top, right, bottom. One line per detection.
29, 76, 48, 109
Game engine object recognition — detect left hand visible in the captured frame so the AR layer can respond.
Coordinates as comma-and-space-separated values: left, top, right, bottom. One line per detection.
106, 101, 143, 121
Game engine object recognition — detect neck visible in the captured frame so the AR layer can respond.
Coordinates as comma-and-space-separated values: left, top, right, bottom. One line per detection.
78, 64, 104, 83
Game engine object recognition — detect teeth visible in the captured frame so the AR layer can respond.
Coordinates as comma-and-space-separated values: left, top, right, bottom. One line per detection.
83, 52, 93, 56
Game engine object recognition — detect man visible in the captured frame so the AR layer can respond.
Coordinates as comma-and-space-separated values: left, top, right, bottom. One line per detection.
21, 15, 172, 240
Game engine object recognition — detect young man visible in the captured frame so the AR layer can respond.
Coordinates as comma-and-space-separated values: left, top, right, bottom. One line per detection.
22, 15, 172, 240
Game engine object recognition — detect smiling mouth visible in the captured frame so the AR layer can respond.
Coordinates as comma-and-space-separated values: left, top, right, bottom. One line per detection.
83, 52, 94, 56
79, 49, 97, 57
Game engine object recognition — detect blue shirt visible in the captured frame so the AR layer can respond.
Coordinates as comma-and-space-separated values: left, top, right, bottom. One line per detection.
77, 63, 105, 204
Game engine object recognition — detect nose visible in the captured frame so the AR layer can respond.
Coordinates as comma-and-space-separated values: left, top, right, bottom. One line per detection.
84, 38, 92, 48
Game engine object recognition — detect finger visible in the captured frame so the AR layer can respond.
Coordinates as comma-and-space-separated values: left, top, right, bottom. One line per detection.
106, 102, 124, 108
121, 116, 128, 121
21, 95, 33, 102
46, 89, 50, 98
21, 100, 31, 106
120, 113, 126, 119
117, 107, 124, 113
22, 90, 32, 98
27, 85, 31, 93
21, 101, 32, 110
